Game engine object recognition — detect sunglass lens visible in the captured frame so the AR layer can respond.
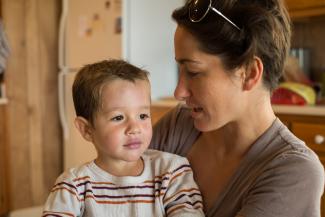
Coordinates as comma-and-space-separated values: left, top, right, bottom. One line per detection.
189, 0, 210, 22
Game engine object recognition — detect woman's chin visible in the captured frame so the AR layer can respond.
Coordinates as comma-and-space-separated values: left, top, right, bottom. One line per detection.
193, 120, 211, 132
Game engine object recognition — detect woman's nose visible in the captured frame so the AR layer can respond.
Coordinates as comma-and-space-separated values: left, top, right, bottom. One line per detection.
174, 72, 190, 101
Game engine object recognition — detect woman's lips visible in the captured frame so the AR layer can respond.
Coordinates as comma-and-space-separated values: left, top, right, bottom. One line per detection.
193, 107, 203, 112
191, 107, 203, 118
185, 102, 204, 118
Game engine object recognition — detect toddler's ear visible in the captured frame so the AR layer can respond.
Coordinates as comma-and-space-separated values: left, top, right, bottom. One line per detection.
74, 116, 93, 142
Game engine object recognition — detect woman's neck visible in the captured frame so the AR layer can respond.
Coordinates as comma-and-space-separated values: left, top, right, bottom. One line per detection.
203, 97, 276, 158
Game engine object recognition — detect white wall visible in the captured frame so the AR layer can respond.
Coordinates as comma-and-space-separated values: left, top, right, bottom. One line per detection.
122, 0, 184, 100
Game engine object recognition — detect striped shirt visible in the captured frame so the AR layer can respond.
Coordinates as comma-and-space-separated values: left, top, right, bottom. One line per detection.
42, 149, 204, 217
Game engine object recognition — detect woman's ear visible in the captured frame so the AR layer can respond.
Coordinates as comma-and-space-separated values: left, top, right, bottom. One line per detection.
74, 116, 93, 142
243, 56, 264, 91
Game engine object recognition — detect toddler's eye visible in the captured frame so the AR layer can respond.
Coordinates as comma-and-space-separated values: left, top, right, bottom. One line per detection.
111, 115, 124, 121
140, 113, 150, 120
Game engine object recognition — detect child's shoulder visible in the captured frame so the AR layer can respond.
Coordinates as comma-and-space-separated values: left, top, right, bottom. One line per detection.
143, 149, 190, 171
144, 149, 186, 160
56, 161, 94, 183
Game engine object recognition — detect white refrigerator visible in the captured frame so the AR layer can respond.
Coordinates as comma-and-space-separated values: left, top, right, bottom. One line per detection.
58, 0, 183, 170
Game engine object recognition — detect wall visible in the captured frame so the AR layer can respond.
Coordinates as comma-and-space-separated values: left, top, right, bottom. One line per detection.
2, 0, 61, 209
122, 0, 184, 100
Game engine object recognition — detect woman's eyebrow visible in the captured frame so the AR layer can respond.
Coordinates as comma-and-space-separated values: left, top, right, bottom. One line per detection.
175, 58, 202, 65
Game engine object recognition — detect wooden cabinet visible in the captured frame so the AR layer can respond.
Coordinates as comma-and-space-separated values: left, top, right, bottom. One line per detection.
286, 0, 325, 18
0, 104, 9, 216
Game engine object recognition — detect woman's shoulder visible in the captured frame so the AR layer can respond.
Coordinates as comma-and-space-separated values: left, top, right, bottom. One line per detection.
276, 121, 323, 171
259, 119, 323, 178
236, 123, 324, 216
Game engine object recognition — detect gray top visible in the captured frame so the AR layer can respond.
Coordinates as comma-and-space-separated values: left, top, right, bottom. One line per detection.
150, 104, 325, 217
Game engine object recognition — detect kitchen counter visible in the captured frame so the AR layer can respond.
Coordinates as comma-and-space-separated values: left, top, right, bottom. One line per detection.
152, 100, 325, 117
272, 105, 325, 116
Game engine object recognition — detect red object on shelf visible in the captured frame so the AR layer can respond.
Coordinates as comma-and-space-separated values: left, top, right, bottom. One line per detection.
271, 87, 306, 105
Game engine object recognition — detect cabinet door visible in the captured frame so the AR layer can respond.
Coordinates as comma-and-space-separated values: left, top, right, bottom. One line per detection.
291, 122, 325, 152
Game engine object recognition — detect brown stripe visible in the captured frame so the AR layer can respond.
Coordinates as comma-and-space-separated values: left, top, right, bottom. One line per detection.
169, 169, 192, 184
51, 187, 80, 201
145, 164, 191, 182
84, 195, 155, 204
82, 190, 165, 200
163, 188, 200, 204
167, 204, 203, 215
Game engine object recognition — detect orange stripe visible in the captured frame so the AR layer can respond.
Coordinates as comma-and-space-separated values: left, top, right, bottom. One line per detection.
51, 187, 80, 201
73, 176, 115, 185
167, 204, 203, 215
169, 169, 192, 184
163, 188, 200, 204
73, 176, 90, 182
143, 164, 191, 183
89, 181, 115, 185
43, 210, 75, 217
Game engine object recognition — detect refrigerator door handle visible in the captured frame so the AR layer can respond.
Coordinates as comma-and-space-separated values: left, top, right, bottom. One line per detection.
58, 70, 69, 140
58, 0, 69, 140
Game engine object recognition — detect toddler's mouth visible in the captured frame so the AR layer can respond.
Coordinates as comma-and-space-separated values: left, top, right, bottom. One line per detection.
123, 142, 141, 149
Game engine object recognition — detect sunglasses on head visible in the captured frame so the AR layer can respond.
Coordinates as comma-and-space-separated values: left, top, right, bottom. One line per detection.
188, 0, 241, 31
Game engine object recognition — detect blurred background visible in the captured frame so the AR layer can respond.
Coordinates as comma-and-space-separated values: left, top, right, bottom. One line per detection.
0, 0, 325, 216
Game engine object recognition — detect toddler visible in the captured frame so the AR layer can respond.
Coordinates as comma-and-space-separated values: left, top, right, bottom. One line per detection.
42, 59, 204, 217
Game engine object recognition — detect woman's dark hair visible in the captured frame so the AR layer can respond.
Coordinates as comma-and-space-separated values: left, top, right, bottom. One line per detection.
172, 0, 291, 91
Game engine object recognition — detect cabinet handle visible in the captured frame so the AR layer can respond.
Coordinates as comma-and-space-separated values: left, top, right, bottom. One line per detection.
314, 135, 325, 145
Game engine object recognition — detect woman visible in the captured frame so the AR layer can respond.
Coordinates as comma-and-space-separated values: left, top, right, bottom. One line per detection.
150, 0, 324, 216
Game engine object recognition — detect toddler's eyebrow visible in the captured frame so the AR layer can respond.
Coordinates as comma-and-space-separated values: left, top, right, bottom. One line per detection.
102, 105, 151, 113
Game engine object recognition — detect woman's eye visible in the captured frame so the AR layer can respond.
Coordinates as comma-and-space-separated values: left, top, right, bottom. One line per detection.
186, 70, 199, 78
111, 115, 124, 121
140, 113, 150, 120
